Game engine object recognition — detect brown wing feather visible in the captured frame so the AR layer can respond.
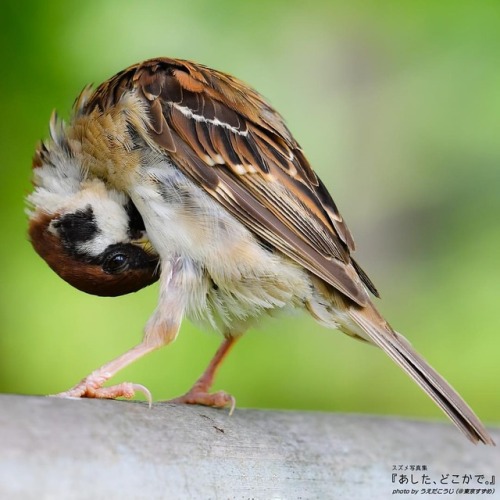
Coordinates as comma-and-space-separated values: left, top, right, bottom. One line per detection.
85, 57, 378, 305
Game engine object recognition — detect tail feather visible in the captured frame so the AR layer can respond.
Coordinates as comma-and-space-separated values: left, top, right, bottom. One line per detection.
348, 306, 494, 445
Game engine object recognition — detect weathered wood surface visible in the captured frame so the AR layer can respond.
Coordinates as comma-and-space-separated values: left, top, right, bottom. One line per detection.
0, 394, 498, 499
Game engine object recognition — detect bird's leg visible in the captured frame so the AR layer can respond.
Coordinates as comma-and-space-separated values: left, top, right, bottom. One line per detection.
55, 260, 185, 405
169, 336, 238, 413
53, 340, 166, 405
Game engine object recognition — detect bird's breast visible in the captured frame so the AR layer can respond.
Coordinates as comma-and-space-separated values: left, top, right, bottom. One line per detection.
130, 163, 312, 334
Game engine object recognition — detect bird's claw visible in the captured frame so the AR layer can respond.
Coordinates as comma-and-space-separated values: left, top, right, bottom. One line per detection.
52, 373, 153, 407
168, 389, 236, 414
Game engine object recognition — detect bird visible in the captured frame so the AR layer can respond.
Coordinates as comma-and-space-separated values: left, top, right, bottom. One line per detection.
27, 56, 494, 444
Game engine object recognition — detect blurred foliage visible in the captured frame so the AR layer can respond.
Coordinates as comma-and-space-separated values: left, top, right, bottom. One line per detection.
0, 0, 498, 426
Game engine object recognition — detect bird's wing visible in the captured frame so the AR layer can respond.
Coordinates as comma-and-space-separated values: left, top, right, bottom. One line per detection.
86, 57, 378, 306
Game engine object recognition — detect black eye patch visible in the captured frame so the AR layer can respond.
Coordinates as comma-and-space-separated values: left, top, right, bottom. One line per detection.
53, 206, 100, 246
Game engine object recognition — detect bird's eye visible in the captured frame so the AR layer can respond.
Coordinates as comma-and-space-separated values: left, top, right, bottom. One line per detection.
102, 252, 130, 274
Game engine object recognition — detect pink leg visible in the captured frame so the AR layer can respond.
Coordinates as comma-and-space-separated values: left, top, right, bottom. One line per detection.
169, 337, 238, 413
55, 260, 190, 404
54, 341, 163, 405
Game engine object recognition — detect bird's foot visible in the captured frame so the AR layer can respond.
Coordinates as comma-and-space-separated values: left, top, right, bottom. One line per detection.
52, 371, 152, 406
167, 337, 238, 414
168, 387, 236, 415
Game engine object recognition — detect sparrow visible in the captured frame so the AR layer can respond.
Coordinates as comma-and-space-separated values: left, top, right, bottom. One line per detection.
27, 57, 494, 444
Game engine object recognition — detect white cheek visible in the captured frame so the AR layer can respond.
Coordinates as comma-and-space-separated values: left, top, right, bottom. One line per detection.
39, 180, 132, 257
76, 233, 119, 257
77, 197, 131, 257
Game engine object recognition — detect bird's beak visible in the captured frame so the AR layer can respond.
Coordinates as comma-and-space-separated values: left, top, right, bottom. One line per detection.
132, 233, 157, 256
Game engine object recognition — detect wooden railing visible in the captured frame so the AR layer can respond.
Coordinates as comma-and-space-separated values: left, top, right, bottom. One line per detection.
0, 394, 497, 499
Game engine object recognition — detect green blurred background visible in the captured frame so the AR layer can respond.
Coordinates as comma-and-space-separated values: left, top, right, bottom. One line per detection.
0, 0, 498, 426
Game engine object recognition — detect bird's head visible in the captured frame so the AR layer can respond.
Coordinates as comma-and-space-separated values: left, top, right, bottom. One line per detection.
27, 123, 160, 297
